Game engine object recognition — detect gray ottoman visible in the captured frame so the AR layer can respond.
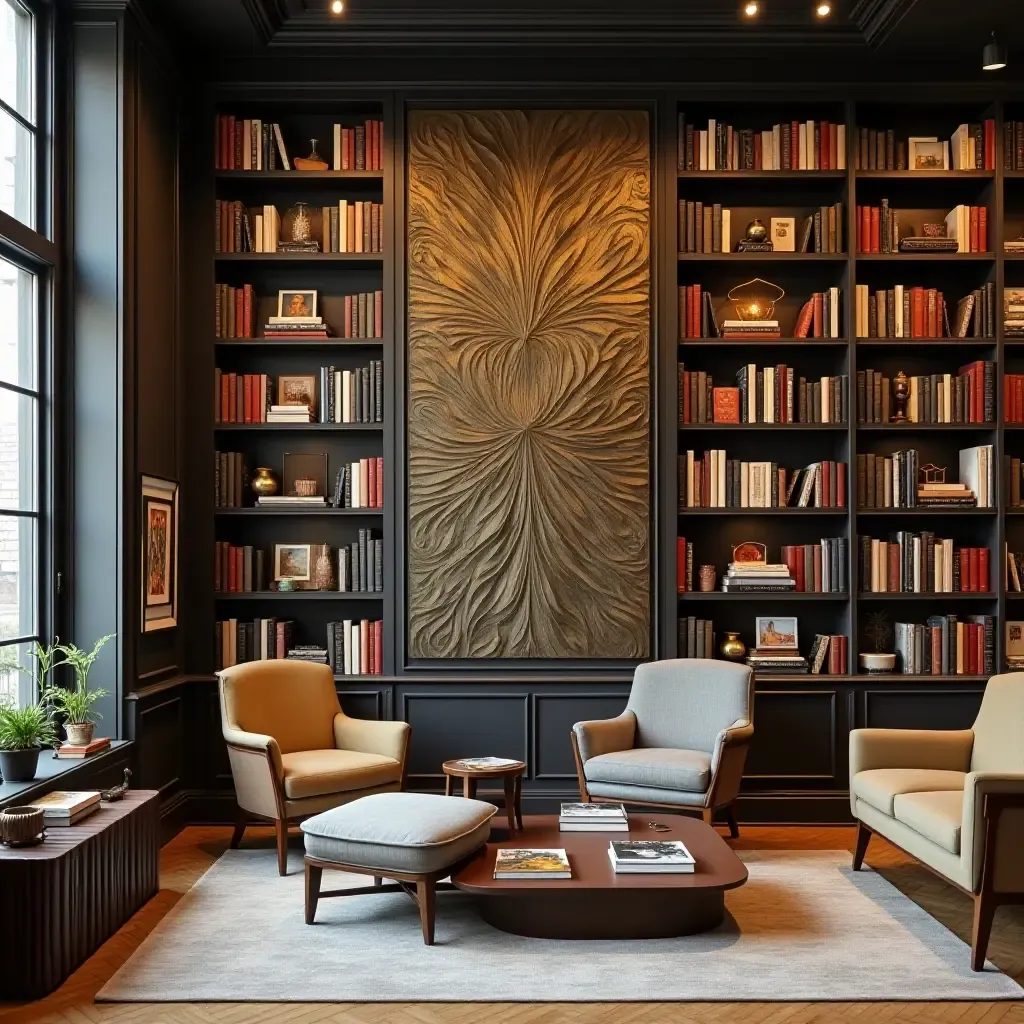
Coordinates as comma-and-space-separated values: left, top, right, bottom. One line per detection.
300, 791, 496, 943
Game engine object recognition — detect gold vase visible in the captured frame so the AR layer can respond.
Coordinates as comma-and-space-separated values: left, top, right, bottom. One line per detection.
251, 467, 279, 498
720, 632, 747, 661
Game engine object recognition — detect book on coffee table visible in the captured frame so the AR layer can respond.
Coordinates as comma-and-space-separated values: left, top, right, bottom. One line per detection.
493, 848, 571, 879
559, 802, 629, 831
454, 757, 520, 770
608, 840, 695, 874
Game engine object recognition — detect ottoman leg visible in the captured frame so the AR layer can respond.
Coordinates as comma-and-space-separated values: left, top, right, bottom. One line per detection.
305, 861, 323, 925
417, 878, 436, 945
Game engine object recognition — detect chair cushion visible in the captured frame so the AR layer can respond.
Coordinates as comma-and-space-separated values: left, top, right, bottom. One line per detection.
893, 790, 963, 855
301, 792, 496, 874
281, 749, 401, 800
583, 747, 711, 793
852, 768, 967, 816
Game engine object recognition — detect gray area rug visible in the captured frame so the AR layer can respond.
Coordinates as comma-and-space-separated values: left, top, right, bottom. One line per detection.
98, 849, 1023, 1002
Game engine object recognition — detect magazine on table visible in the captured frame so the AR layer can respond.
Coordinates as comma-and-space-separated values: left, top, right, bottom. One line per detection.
493, 848, 571, 879
608, 840, 695, 873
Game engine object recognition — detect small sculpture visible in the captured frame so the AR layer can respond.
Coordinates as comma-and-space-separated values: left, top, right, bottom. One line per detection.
891, 370, 910, 423
101, 768, 132, 802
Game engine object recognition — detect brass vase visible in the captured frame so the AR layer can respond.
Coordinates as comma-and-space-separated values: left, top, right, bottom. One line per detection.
720, 632, 747, 661
251, 467, 279, 498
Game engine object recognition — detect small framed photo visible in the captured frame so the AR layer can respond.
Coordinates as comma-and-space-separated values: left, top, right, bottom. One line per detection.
770, 216, 796, 252
277, 374, 318, 412
141, 474, 179, 632
276, 289, 318, 320
283, 451, 328, 496
1006, 621, 1024, 659
908, 137, 947, 171
755, 616, 799, 652
274, 543, 312, 582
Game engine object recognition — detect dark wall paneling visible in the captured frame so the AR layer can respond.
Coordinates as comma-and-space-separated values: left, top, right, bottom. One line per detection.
859, 687, 985, 731
339, 689, 387, 721
135, 695, 184, 796
742, 690, 839, 783
405, 108, 652, 660
531, 693, 629, 779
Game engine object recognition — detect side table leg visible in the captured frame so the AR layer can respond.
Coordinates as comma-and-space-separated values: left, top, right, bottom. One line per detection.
514, 773, 524, 829
445, 774, 453, 797
503, 777, 517, 831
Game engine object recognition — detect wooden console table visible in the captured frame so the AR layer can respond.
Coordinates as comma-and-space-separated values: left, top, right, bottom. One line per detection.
0, 790, 159, 1000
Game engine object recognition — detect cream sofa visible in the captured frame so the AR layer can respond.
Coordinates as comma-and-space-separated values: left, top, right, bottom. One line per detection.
850, 672, 1024, 970
219, 660, 411, 875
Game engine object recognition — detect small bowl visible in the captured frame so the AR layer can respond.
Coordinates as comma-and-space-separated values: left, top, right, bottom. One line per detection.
859, 652, 896, 674
294, 479, 319, 497
0, 806, 46, 847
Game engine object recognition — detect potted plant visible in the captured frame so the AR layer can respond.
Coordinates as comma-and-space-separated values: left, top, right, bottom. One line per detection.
0, 700, 57, 782
45, 635, 114, 746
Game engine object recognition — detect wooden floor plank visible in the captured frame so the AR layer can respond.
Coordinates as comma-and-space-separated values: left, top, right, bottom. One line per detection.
1, 825, 1021, 1024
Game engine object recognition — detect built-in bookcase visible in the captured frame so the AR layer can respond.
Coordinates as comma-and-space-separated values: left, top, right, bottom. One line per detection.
675, 98, 1010, 681
210, 97, 392, 678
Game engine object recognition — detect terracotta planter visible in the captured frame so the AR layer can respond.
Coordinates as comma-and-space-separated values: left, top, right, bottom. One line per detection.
65, 722, 95, 746
0, 747, 42, 783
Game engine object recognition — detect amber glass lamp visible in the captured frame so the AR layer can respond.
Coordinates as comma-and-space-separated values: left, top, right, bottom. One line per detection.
727, 278, 785, 321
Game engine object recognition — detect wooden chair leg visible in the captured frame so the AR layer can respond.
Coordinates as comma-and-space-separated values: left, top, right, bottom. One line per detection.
701, 807, 714, 826
417, 878, 436, 945
275, 818, 289, 876
852, 821, 871, 871
229, 807, 247, 850
971, 891, 997, 971
304, 861, 322, 925
724, 803, 740, 840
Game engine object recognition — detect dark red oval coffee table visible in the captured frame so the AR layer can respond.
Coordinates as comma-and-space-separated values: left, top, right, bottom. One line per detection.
451, 813, 747, 939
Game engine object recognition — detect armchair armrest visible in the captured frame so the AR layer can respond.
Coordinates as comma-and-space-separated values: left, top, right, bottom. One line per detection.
849, 728, 974, 777
707, 719, 754, 809
572, 711, 637, 763
334, 713, 411, 766
962, 772, 1024, 894
222, 727, 284, 820
710, 719, 754, 774
222, 725, 283, 773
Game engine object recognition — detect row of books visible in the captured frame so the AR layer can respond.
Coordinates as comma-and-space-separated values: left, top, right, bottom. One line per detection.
214, 200, 384, 254
858, 535, 990, 594
1005, 551, 1024, 592
854, 284, 995, 339
854, 122, 995, 172
677, 116, 847, 171
807, 634, 849, 675
327, 619, 385, 676
678, 286, 841, 340
678, 617, 715, 658
216, 617, 295, 668
263, 291, 381, 339
214, 116, 384, 172
1006, 123, 1024, 170
780, 541, 849, 594
318, 363, 384, 424
893, 617, 994, 676
854, 128, 905, 172
855, 448, 990, 509
855, 202, 987, 254
339, 530, 384, 593
317, 202, 384, 254
856, 364, 994, 426
337, 458, 384, 510
215, 283, 255, 339
679, 454, 846, 509
214, 451, 248, 508
677, 201, 731, 254
214, 372, 275, 424
215, 543, 267, 594
1003, 376, 1024, 424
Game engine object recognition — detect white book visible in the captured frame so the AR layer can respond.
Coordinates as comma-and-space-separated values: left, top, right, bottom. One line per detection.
458, 757, 521, 769
747, 363, 757, 422
740, 461, 749, 508
333, 123, 342, 170
609, 839, 695, 868
894, 284, 904, 337
798, 123, 807, 170
820, 376, 830, 423
980, 444, 990, 507
718, 449, 726, 509
342, 370, 352, 422
29, 791, 100, 817
765, 366, 775, 423
350, 460, 362, 508
709, 449, 718, 508
560, 802, 627, 819
829, 287, 840, 338
721, 208, 731, 254
837, 124, 846, 169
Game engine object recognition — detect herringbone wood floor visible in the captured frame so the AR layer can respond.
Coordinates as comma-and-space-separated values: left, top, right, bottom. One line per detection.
2, 825, 1022, 1024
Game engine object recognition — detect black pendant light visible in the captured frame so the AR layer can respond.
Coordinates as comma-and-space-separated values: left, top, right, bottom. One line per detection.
983, 31, 1007, 72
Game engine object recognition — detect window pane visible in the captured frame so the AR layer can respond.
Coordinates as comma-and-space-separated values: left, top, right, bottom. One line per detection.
0, 515, 34, 646
0, 106, 34, 228
0, 256, 36, 390
0, 388, 36, 511
0, 0, 33, 123
0, 640, 36, 707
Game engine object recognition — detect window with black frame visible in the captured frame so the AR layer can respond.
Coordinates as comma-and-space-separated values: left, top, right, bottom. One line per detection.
1, 0, 52, 707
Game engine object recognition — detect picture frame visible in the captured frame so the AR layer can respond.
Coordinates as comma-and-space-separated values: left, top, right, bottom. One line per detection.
770, 216, 796, 253
277, 374, 318, 413
755, 616, 799, 652
1006, 621, 1024, 659
141, 475, 179, 632
282, 451, 329, 497
276, 289, 318, 320
908, 137, 948, 171
274, 543, 312, 583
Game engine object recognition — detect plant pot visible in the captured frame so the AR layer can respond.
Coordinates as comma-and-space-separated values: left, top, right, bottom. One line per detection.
65, 722, 95, 746
0, 747, 42, 783
859, 652, 896, 674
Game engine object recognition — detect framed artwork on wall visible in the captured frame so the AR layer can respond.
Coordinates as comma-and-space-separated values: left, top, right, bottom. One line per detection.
141, 475, 179, 632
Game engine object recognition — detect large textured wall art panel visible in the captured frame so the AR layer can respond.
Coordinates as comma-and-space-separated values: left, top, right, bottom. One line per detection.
407, 110, 651, 659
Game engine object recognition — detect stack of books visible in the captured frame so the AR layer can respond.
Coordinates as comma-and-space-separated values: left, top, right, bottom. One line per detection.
747, 647, 809, 674
608, 841, 695, 874
720, 319, 780, 340
28, 791, 101, 826
721, 561, 796, 594
559, 803, 628, 832
267, 404, 315, 424
257, 494, 327, 508
56, 736, 111, 760
454, 757, 521, 770
1005, 288, 1024, 338
493, 849, 571, 880
917, 480, 975, 507
286, 645, 329, 664
262, 315, 330, 340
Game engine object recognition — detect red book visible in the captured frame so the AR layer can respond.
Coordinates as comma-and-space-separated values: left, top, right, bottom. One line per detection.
227, 115, 237, 170
979, 548, 989, 592
677, 538, 688, 593
793, 299, 814, 339
860, 205, 870, 253
856, 205, 862, 252
979, 206, 988, 252
836, 462, 847, 507
368, 461, 377, 508
985, 118, 995, 170
375, 458, 384, 508
975, 624, 985, 676
713, 387, 740, 424
235, 288, 244, 339
1017, 377, 1024, 424
828, 635, 843, 674
374, 620, 383, 675
227, 374, 237, 424
691, 284, 701, 339
820, 461, 831, 508
888, 545, 900, 593
869, 207, 880, 253
969, 547, 980, 592
812, 292, 823, 337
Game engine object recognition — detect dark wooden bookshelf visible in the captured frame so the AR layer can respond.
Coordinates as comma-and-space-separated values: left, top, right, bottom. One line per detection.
676, 252, 847, 262
215, 170, 384, 180
855, 171, 995, 180
856, 253, 995, 262
215, 252, 384, 262
215, 591, 386, 601
679, 423, 847, 432
858, 592, 996, 601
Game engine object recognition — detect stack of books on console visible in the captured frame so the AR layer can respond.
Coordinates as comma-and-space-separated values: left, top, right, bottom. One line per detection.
27, 791, 101, 826
56, 736, 111, 759
721, 561, 796, 593
559, 802, 629, 832
493, 849, 571, 879
263, 315, 330, 339
720, 319, 780, 340
286, 645, 329, 663
257, 494, 328, 507
267, 404, 315, 423
608, 841, 695, 874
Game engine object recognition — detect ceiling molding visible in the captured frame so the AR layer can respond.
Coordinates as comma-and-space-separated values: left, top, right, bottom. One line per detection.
850, 0, 918, 46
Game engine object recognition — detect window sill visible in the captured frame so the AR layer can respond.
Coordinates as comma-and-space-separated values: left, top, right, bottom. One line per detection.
0, 740, 132, 808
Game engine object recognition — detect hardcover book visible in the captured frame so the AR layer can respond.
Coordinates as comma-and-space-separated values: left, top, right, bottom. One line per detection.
609, 840, 695, 873
493, 848, 571, 879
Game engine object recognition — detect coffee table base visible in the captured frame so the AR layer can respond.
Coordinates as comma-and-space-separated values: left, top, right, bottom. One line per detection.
475, 887, 726, 939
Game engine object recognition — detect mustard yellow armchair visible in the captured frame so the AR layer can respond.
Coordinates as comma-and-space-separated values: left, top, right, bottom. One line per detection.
219, 660, 410, 874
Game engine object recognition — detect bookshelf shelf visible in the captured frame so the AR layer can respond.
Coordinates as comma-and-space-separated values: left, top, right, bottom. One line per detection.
856, 252, 995, 262
855, 508, 994, 516
215, 170, 384, 180
679, 423, 847, 432
215, 507, 384, 516
1002, 253, 1024, 260
677, 252, 847, 262
678, 508, 847, 516
855, 338, 994, 347
214, 253, 384, 263
858, 593, 995, 601
215, 591, 386, 601
680, 338, 849, 347
214, 338, 385, 348
856, 423, 994, 432
755, 673, 991, 683
214, 423, 384, 432
855, 170, 995, 180
678, 592, 848, 602
677, 170, 847, 180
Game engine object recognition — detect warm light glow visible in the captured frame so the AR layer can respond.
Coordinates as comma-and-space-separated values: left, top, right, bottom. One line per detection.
331, 0, 344, 12
815, 2, 831, 16
743, 1, 759, 17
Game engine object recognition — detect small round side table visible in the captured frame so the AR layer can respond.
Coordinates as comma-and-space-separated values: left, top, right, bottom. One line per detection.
442, 759, 526, 832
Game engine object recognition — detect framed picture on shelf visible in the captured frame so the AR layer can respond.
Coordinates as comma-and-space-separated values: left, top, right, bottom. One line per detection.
277, 374, 317, 412
907, 137, 948, 171
283, 452, 328, 497
276, 289, 317, 320
755, 617, 799, 652
770, 217, 796, 252
141, 475, 179, 632
274, 543, 312, 583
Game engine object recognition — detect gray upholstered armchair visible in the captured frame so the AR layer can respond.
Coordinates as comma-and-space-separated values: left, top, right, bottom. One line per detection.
571, 659, 754, 837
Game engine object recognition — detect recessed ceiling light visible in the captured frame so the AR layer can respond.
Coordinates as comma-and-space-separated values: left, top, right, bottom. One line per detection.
743, 1, 759, 17
815, 2, 831, 17
983, 31, 1007, 71
331, 0, 344, 13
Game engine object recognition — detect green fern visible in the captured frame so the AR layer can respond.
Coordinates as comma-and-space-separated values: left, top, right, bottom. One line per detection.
0, 700, 57, 751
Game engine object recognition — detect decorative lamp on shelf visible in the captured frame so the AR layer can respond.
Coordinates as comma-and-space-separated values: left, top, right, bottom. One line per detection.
726, 278, 784, 321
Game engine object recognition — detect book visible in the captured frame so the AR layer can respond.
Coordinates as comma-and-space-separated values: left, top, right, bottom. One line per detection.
55, 737, 112, 759
608, 840, 695, 873
493, 848, 571, 879
454, 757, 521, 770
559, 802, 628, 831
28, 790, 101, 825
